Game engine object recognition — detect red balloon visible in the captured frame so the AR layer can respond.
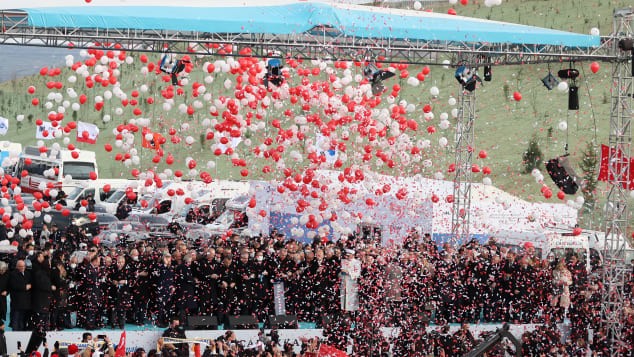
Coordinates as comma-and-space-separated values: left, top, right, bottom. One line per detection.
590, 62, 600, 74
557, 191, 566, 200
89, 171, 97, 180
478, 150, 488, 159
572, 227, 582, 236
513, 91, 522, 101
448, 8, 457, 15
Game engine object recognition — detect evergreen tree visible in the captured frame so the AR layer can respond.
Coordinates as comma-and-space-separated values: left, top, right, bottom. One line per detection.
579, 140, 599, 212
522, 135, 543, 174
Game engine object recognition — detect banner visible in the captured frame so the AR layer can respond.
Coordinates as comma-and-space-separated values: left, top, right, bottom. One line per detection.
217, 135, 242, 154
35, 122, 56, 140
0, 116, 8, 135
77, 121, 100, 144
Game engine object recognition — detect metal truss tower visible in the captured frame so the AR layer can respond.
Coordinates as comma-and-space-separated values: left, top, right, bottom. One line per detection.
601, 8, 634, 355
451, 89, 476, 244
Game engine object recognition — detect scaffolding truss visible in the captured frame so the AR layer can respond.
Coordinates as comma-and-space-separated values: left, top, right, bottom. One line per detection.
600, 8, 634, 356
451, 89, 476, 244
0, 10, 619, 65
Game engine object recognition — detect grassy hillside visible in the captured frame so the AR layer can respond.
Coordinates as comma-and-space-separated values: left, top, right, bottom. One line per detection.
0, 0, 632, 230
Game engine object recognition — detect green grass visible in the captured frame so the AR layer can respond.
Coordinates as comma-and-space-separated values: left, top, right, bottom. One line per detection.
0, 0, 631, 230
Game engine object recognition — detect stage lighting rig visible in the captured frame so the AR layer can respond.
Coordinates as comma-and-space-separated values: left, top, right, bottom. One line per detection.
454, 65, 483, 92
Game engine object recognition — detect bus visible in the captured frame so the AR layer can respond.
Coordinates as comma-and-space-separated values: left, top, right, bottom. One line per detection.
15, 146, 98, 194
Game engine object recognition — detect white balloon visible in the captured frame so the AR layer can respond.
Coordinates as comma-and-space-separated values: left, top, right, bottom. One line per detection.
430, 86, 440, 96
439, 137, 448, 147
413, 1, 422, 10
558, 121, 568, 131
557, 81, 569, 92
448, 97, 457, 106
483, 177, 492, 185
590, 27, 600, 36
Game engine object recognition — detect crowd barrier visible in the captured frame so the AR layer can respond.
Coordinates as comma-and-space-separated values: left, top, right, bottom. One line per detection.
4, 324, 540, 355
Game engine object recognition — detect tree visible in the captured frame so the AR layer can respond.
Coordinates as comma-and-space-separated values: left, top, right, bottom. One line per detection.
522, 135, 543, 174
579, 140, 599, 212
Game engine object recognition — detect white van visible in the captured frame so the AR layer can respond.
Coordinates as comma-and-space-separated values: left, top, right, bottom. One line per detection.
492, 228, 634, 272
65, 179, 130, 209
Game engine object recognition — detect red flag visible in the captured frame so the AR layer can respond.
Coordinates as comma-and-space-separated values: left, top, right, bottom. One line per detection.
114, 331, 126, 357
141, 127, 164, 151
318, 344, 348, 357
598, 144, 634, 189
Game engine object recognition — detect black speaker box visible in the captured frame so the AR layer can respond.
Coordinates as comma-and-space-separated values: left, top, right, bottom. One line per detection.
267, 315, 298, 329
546, 158, 579, 194
227, 315, 258, 329
568, 85, 579, 110
187, 315, 218, 330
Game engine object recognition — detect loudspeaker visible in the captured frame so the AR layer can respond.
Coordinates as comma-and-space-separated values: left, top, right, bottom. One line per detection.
558, 68, 579, 79
541, 73, 559, 90
546, 158, 579, 194
483, 65, 492, 81
568, 85, 579, 110
227, 315, 258, 329
267, 315, 298, 329
187, 315, 218, 330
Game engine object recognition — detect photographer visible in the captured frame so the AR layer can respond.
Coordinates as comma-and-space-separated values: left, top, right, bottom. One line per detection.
162, 318, 187, 357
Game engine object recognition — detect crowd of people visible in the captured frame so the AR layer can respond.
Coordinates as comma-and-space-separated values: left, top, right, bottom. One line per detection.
0, 220, 633, 356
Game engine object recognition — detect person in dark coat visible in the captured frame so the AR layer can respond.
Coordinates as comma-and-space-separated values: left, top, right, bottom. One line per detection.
50, 252, 71, 330
162, 318, 188, 357
154, 251, 175, 327
83, 255, 102, 329
8, 259, 31, 331
0, 319, 6, 356
232, 252, 255, 316
174, 255, 197, 326
192, 248, 219, 316
31, 252, 54, 332
0, 262, 9, 323
128, 248, 150, 325
108, 255, 132, 329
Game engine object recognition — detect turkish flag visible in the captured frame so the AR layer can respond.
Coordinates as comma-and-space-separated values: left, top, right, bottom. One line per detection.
114, 331, 126, 357
598, 144, 634, 189
318, 344, 348, 357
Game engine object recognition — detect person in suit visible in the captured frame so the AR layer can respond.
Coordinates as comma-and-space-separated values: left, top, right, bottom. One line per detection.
0, 319, 6, 356
8, 259, 31, 331
0, 262, 9, 323
31, 252, 54, 333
